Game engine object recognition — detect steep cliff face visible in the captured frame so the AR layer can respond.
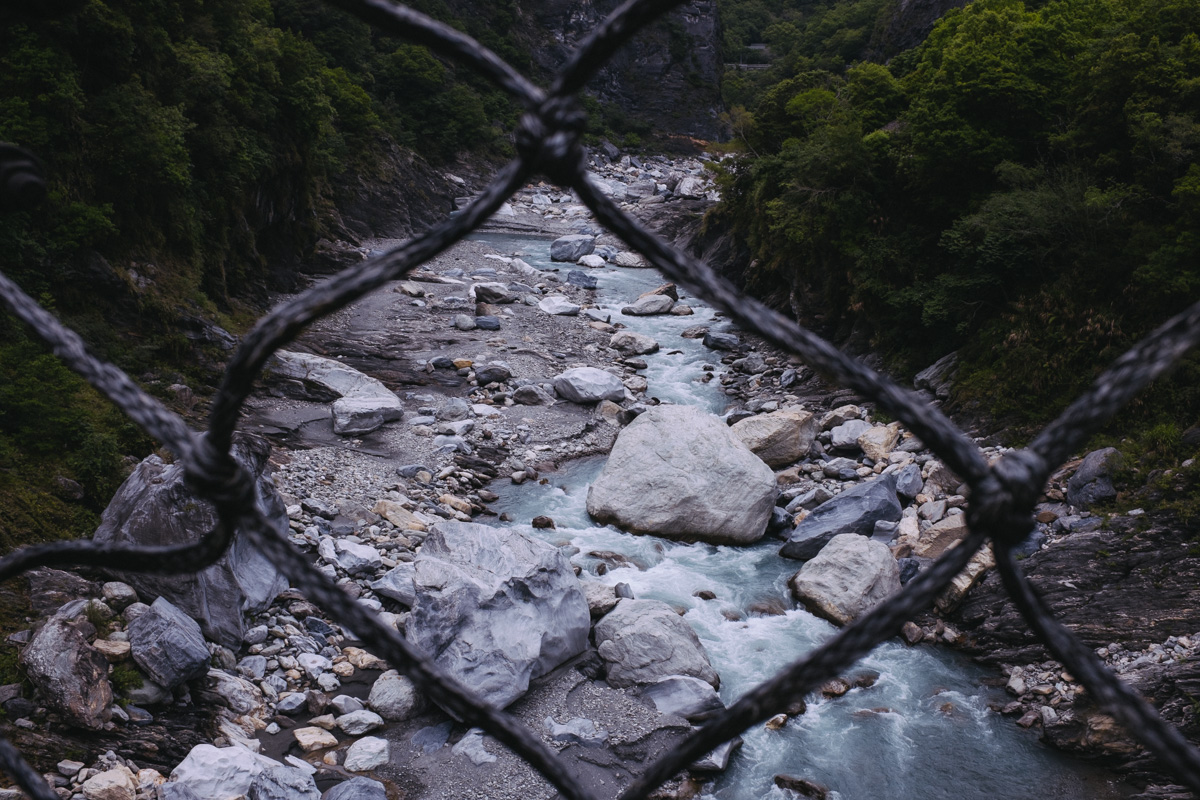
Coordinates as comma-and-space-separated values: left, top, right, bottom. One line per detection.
516, 0, 725, 140
867, 0, 969, 60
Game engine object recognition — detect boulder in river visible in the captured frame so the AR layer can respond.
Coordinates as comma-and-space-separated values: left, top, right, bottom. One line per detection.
610, 331, 660, 356
406, 522, 590, 708
640, 675, 726, 721
19, 606, 112, 729
551, 234, 595, 262
622, 295, 675, 316
703, 331, 739, 351
553, 367, 626, 404
780, 476, 902, 561
730, 407, 817, 468
788, 534, 901, 626
92, 434, 289, 648
586, 405, 776, 545
594, 599, 718, 688
613, 251, 646, 267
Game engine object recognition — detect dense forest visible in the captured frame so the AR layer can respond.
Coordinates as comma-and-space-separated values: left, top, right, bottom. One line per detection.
0, 0, 525, 548
713, 0, 1200, 465
2, 0, 1199, 549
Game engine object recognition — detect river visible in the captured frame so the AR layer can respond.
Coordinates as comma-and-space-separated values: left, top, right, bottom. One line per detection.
468, 231, 1130, 800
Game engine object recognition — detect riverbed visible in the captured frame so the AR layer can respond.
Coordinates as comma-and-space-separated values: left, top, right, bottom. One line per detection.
469, 230, 1131, 800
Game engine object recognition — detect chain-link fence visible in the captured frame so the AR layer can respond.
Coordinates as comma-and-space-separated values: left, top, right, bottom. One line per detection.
2, 0, 1200, 797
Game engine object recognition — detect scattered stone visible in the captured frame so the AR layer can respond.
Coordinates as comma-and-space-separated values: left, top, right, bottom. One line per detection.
294, 727, 339, 752
1067, 447, 1124, 509
622, 295, 674, 316
640, 675, 725, 721
368, 670, 422, 721
322, 778, 387, 800
550, 234, 595, 262
780, 477, 902, 561
248, 766, 321, 800
730, 408, 818, 468
169, 744, 281, 800
610, 331, 660, 355
128, 596, 210, 690
538, 295, 582, 316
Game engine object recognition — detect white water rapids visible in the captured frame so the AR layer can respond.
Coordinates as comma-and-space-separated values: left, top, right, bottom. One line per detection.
470, 232, 1130, 800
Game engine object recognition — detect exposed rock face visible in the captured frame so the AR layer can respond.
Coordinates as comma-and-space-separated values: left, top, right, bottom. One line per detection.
949, 514, 1200, 784
20, 608, 112, 729
586, 405, 776, 545
1067, 447, 1124, 509
594, 599, 718, 688
406, 522, 591, 708
780, 476, 902, 561
788, 534, 901, 626
730, 407, 817, 468
92, 434, 289, 648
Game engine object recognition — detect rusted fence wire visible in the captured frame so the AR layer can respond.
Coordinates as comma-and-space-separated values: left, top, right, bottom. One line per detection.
3, 0, 1200, 797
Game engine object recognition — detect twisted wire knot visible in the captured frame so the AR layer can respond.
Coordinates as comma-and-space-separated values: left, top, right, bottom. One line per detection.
184, 436, 257, 513
516, 96, 587, 186
966, 448, 1048, 549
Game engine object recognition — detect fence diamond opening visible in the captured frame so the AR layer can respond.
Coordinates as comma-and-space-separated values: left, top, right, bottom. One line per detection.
2, 1, 1200, 797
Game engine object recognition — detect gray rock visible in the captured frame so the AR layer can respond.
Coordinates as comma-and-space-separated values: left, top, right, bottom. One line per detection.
451, 729, 497, 765
270, 351, 403, 435
621, 295, 674, 316
92, 434, 289, 648
369, 563, 416, 607
594, 599, 718, 688
553, 367, 625, 404
207, 669, 263, 715
609, 331, 660, 356
248, 766, 321, 800
567, 270, 599, 289
545, 716, 608, 746
895, 463, 924, 499
914, 351, 958, 399
128, 597, 210, 690
586, 406, 776, 545
1067, 447, 1124, 509
538, 295, 581, 316
169, 744, 282, 800
436, 397, 471, 420
821, 457, 860, 480
102, 582, 138, 611
336, 709, 385, 735
406, 522, 590, 708
368, 670, 422, 721
453, 314, 476, 331
277, 694, 308, 715
780, 477, 901, 561
785, 486, 835, 514
471, 283, 517, 304
160, 783, 205, 800
550, 234, 595, 262
640, 675, 725, 721
577, 254, 606, 268
332, 540, 382, 576
789, 534, 901, 626
19, 609, 112, 729
730, 408, 818, 468
475, 316, 501, 331
513, 384, 557, 406
691, 737, 742, 772
322, 778, 387, 800
830, 419, 873, 450
703, 331, 739, 351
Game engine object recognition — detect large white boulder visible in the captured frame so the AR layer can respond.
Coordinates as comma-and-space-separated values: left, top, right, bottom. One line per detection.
269, 350, 403, 436
730, 407, 817, 468
169, 744, 282, 800
553, 367, 625, 404
406, 522, 590, 708
788, 534, 901, 626
594, 599, 718, 688
586, 406, 776, 544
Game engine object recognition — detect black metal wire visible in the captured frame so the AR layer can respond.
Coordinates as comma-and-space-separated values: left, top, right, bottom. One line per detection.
2, 1, 1200, 797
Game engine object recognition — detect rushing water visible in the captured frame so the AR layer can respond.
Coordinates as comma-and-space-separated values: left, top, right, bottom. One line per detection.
470, 231, 1130, 800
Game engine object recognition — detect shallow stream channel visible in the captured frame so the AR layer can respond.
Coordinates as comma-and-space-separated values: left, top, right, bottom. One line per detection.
468, 232, 1129, 800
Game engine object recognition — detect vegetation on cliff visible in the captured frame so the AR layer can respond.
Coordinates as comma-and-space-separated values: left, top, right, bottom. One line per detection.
0, 0, 519, 549
713, 0, 1200, 445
